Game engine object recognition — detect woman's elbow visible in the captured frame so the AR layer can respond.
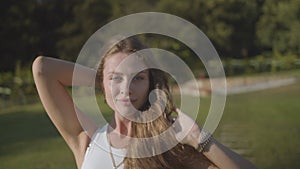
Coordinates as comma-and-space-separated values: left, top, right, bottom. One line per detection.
32, 56, 48, 78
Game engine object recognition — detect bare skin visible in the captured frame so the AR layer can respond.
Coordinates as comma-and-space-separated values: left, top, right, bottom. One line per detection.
32, 55, 257, 169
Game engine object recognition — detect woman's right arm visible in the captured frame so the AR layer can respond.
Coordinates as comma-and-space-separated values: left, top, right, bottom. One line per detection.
32, 56, 97, 168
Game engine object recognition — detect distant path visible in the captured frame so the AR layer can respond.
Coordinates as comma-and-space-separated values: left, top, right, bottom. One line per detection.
225, 77, 296, 94
174, 74, 299, 96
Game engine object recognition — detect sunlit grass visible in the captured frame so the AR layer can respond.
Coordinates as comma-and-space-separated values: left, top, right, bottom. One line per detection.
216, 82, 300, 169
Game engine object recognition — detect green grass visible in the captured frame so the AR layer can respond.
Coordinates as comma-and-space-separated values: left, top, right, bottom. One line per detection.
0, 103, 76, 169
0, 82, 299, 169
216, 82, 300, 169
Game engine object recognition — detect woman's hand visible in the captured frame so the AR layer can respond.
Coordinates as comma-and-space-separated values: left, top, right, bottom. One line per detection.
172, 108, 202, 149
172, 108, 257, 169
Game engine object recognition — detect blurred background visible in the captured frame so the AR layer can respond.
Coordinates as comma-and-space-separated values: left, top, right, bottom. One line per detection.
0, 0, 299, 168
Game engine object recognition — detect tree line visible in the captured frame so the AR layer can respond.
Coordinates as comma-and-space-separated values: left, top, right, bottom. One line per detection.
0, 0, 299, 108
1, 0, 299, 72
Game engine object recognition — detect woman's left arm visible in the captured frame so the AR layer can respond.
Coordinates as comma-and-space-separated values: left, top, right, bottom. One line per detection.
201, 137, 257, 169
174, 109, 257, 169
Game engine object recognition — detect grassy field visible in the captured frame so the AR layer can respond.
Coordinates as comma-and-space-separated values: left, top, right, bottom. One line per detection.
219, 82, 300, 169
0, 82, 299, 169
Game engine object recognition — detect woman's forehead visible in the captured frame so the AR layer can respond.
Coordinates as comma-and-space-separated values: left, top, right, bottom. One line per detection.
104, 52, 149, 75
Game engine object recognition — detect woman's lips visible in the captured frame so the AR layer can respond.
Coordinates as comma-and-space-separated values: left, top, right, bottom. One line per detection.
117, 98, 136, 105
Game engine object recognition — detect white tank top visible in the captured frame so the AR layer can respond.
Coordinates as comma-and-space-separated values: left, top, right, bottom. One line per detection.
81, 124, 126, 169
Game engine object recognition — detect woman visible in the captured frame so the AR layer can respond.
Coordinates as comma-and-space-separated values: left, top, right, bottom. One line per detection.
32, 36, 257, 169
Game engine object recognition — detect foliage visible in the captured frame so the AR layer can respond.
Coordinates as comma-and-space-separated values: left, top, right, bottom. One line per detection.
0, 0, 299, 72
0, 61, 36, 108
0, 0, 300, 103
256, 0, 300, 55
224, 54, 300, 76
56, 0, 112, 60
156, 0, 261, 58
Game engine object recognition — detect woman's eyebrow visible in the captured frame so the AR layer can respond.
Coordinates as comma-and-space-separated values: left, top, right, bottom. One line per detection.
108, 71, 123, 75
132, 70, 149, 76
108, 70, 148, 76
137, 70, 149, 74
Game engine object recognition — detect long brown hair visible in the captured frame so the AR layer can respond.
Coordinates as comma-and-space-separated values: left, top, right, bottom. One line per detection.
96, 35, 217, 169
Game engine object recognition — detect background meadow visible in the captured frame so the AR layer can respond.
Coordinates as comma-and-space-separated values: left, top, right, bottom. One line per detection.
1, 78, 299, 169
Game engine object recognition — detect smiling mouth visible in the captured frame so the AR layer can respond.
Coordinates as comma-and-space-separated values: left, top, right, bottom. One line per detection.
117, 98, 137, 105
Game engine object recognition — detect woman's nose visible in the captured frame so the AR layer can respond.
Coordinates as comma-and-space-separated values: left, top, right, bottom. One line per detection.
120, 79, 131, 95
120, 89, 130, 95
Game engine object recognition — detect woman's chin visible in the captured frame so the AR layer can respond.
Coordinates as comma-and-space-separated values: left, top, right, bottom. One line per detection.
115, 105, 140, 118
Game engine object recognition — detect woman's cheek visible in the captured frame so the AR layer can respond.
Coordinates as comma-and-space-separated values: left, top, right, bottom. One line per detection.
141, 81, 150, 94
103, 82, 116, 109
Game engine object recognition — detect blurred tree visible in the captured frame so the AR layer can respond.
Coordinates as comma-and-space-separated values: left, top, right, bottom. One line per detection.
256, 0, 300, 56
0, 0, 79, 71
109, 0, 159, 19
0, 0, 38, 71
156, 0, 261, 58
1, 0, 298, 73
56, 0, 111, 60
56, 0, 161, 60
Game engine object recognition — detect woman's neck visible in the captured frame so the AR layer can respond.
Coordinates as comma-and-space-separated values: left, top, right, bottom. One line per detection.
109, 112, 132, 136
108, 112, 132, 148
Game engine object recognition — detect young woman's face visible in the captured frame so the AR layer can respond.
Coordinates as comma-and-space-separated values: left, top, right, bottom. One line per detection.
102, 52, 150, 117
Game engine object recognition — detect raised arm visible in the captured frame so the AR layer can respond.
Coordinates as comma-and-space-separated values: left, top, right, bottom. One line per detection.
32, 56, 97, 168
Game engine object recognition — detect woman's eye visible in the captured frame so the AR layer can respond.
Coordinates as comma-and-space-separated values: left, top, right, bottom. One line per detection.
133, 76, 144, 81
111, 76, 122, 81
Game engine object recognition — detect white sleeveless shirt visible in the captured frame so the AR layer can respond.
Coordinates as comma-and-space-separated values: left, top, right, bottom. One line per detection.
81, 124, 126, 169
